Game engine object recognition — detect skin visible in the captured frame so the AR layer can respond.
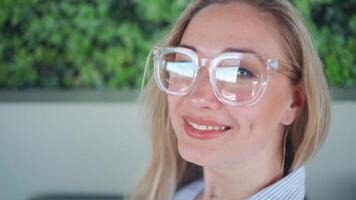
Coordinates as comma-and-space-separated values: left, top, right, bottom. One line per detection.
168, 2, 303, 200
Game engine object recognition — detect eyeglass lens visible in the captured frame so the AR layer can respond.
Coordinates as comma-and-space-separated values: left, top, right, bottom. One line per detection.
157, 51, 264, 104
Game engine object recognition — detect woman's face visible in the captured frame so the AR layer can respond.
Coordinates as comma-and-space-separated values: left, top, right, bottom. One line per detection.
168, 3, 299, 168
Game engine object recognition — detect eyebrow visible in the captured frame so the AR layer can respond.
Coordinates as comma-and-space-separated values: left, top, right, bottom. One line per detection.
179, 43, 257, 54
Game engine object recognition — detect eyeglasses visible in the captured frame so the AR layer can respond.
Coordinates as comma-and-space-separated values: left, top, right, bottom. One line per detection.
153, 46, 284, 106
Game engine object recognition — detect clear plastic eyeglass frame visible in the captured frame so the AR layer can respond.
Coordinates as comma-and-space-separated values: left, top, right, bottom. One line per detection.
153, 46, 283, 106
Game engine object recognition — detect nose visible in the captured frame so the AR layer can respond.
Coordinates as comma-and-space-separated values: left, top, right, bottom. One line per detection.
186, 68, 222, 110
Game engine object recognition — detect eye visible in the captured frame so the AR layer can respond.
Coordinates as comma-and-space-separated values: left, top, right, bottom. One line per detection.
236, 67, 254, 78
217, 58, 257, 79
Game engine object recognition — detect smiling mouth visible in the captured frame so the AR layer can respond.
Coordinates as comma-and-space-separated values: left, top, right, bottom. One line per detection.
187, 120, 231, 131
183, 116, 232, 140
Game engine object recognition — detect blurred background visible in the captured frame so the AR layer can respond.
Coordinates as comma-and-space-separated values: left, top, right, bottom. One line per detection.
0, 0, 355, 200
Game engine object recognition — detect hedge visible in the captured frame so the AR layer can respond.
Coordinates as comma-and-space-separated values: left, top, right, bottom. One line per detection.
0, 0, 354, 90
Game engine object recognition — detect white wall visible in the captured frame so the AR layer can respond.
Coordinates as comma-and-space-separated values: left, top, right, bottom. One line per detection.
0, 101, 355, 200
305, 101, 356, 200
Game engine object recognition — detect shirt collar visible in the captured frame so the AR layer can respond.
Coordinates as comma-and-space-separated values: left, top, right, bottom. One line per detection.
174, 166, 305, 200
248, 166, 305, 200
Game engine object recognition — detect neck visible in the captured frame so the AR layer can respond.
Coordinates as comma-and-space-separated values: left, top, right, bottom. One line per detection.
201, 148, 284, 200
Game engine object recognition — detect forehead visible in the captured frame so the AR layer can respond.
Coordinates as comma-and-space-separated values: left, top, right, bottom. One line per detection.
180, 2, 284, 59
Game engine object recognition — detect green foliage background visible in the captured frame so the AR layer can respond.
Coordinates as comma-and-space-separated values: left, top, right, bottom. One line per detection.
0, 0, 355, 90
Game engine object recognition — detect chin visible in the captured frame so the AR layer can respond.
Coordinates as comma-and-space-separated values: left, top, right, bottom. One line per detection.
177, 140, 219, 167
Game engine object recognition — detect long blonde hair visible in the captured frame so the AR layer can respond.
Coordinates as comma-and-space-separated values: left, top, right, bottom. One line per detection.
129, 0, 330, 199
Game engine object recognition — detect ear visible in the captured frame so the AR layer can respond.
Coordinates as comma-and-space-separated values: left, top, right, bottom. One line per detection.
281, 82, 305, 125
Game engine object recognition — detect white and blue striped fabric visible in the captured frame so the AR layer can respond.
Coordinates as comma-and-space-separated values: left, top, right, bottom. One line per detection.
174, 166, 305, 200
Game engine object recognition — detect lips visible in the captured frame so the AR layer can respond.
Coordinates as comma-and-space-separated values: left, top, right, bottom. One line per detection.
183, 115, 232, 140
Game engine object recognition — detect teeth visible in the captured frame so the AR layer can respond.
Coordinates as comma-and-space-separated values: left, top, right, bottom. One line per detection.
187, 121, 228, 131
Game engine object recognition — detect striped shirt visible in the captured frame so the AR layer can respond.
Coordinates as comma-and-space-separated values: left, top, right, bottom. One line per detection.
174, 166, 305, 200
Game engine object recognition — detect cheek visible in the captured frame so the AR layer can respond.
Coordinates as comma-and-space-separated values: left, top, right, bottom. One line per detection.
224, 87, 289, 151
218, 108, 263, 156
262, 79, 293, 124
226, 108, 268, 148
168, 95, 181, 114
237, 76, 293, 128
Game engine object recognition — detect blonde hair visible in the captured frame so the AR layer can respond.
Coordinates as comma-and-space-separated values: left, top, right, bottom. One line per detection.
129, 0, 330, 199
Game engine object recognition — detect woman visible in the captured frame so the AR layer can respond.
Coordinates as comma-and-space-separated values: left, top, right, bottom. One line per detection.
130, 0, 330, 199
